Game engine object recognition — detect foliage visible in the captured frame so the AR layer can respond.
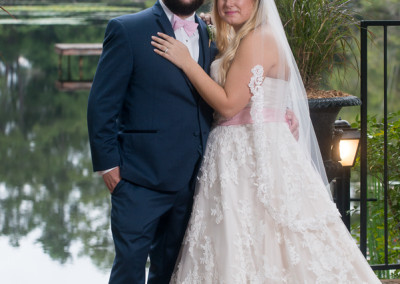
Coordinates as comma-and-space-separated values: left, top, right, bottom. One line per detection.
144, 0, 157, 9
0, 4, 141, 22
357, 0, 400, 21
317, 0, 400, 123
0, 5, 16, 18
360, 111, 400, 181
1, 4, 139, 14
276, 0, 360, 90
351, 111, 400, 278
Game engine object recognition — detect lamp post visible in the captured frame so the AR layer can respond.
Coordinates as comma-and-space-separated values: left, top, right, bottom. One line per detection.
332, 118, 360, 230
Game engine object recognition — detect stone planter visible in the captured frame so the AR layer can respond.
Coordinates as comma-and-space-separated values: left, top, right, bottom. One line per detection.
308, 95, 361, 181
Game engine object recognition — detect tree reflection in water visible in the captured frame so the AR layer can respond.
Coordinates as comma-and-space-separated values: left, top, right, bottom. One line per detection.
0, 22, 115, 279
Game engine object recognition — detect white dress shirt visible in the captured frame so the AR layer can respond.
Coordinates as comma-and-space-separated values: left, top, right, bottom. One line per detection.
159, 0, 200, 62
99, 2, 200, 176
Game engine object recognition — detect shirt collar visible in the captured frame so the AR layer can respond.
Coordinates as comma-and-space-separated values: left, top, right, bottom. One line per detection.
159, 0, 196, 24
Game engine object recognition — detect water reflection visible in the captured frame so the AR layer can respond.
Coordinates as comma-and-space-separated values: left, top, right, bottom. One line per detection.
0, 22, 114, 281
0, 17, 89, 25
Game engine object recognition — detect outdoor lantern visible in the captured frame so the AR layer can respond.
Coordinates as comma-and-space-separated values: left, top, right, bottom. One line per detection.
338, 129, 360, 167
334, 118, 361, 167
332, 118, 361, 231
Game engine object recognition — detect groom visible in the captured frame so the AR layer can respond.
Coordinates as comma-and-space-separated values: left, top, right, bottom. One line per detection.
87, 0, 217, 282
88, 0, 300, 282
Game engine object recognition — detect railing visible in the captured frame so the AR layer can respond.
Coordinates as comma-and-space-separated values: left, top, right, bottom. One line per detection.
360, 20, 400, 271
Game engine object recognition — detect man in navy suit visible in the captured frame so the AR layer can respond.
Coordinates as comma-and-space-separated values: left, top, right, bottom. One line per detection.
87, 0, 218, 282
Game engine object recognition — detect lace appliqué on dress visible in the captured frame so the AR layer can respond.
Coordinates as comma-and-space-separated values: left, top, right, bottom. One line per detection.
170, 64, 380, 284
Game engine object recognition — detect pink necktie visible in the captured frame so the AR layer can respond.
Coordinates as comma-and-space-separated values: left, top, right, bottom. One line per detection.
172, 15, 199, 37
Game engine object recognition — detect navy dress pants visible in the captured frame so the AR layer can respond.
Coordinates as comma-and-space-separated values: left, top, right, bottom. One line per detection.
108, 178, 195, 284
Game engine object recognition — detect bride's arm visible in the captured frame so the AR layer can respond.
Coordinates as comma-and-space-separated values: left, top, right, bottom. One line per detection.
151, 31, 277, 118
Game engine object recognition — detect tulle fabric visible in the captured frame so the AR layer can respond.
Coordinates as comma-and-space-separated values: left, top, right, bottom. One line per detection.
248, 0, 330, 195
170, 61, 380, 283
171, 0, 381, 281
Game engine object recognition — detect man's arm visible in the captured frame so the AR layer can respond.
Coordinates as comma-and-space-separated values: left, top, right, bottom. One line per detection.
87, 19, 133, 183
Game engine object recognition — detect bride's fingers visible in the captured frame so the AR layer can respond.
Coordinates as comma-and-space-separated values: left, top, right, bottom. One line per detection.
151, 35, 174, 53
150, 40, 167, 53
199, 12, 211, 25
151, 35, 170, 46
153, 47, 169, 58
156, 32, 174, 43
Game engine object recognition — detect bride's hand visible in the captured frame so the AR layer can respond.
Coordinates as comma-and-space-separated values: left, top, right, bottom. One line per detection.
285, 109, 299, 141
151, 32, 192, 70
199, 12, 212, 25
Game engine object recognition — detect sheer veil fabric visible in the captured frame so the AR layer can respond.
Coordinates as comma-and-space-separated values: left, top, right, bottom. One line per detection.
170, 0, 381, 283
213, 0, 333, 221
249, 0, 330, 194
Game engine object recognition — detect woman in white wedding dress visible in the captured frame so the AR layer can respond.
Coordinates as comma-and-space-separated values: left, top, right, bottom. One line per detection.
151, 0, 381, 282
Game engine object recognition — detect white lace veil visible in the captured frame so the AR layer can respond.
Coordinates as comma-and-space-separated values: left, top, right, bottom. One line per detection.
238, 0, 332, 206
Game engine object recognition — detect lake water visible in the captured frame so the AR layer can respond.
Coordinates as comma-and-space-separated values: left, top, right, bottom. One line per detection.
0, 14, 122, 283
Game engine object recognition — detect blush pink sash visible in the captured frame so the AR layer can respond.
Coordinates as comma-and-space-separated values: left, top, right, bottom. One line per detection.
217, 107, 288, 126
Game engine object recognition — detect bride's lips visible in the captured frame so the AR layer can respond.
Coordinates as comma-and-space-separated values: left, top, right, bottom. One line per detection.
225, 11, 237, 15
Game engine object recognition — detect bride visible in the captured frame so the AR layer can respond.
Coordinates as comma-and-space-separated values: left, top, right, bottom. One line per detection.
151, 0, 381, 282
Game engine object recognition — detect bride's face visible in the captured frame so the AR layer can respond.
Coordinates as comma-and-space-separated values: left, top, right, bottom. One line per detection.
217, 0, 255, 31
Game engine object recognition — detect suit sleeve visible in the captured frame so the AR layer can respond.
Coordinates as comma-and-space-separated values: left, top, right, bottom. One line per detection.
87, 18, 133, 172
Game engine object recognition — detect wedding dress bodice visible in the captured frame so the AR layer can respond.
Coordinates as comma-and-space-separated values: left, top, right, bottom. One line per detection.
210, 58, 290, 123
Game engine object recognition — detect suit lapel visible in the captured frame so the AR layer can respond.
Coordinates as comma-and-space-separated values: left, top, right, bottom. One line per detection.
153, 1, 211, 69
152, 2, 211, 92
152, 1, 195, 91
196, 15, 211, 70
152, 1, 175, 38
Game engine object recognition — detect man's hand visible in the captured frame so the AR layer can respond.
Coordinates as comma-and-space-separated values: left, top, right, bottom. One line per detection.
199, 13, 212, 25
103, 167, 121, 194
285, 109, 299, 141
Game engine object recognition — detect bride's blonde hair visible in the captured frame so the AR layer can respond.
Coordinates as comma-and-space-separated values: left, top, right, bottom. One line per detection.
211, 0, 262, 85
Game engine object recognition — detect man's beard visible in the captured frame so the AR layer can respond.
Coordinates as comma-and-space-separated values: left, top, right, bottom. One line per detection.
163, 0, 204, 16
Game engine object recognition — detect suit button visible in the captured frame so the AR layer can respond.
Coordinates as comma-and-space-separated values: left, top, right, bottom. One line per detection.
193, 132, 200, 137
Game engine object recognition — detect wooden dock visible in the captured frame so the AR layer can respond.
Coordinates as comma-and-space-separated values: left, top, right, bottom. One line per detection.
54, 43, 102, 91
54, 43, 102, 56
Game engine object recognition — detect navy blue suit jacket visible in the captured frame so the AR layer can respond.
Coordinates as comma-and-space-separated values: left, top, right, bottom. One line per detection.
87, 1, 218, 192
